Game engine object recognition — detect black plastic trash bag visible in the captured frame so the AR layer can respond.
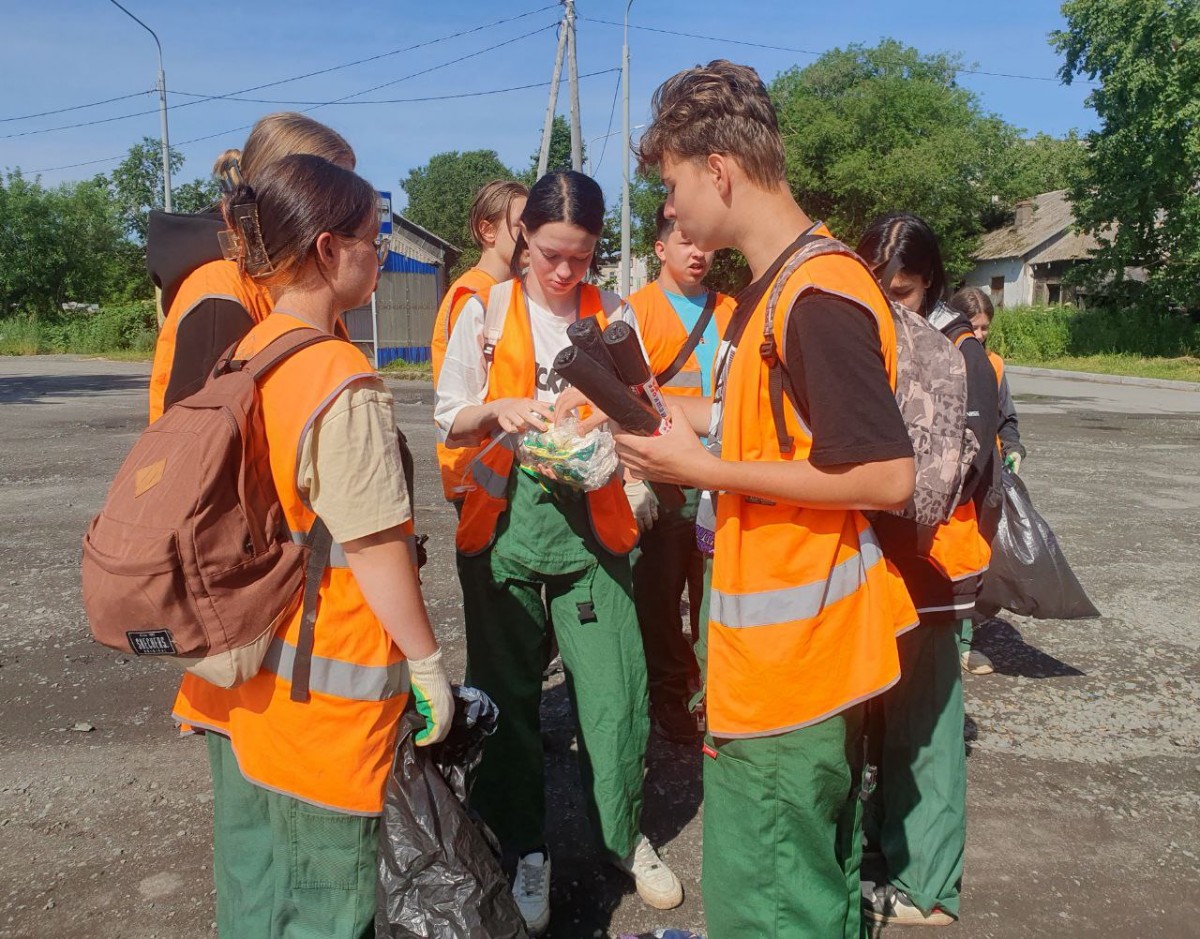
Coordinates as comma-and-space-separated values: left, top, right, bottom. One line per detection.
376, 686, 528, 939
977, 469, 1099, 620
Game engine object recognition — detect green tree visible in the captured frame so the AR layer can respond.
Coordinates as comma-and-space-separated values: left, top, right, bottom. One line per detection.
0, 171, 140, 314
1054, 0, 1200, 312
525, 115, 585, 183
770, 40, 1025, 279
108, 137, 186, 242
173, 176, 222, 215
400, 149, 516, 275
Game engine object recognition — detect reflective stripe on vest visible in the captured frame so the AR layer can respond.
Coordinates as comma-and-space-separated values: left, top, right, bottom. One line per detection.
288, 530, 418, 569
711, 527, 884, 628
662, 370, 703, 390
261, 636, 409, 702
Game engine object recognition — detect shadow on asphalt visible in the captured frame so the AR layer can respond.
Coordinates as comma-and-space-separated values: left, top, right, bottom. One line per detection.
0, 372, 147, 404
977, 617, 1085, 679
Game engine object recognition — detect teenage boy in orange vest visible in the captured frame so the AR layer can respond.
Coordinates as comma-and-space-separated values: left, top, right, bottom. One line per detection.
602, 61, 918, 937
624, 203, 734, 743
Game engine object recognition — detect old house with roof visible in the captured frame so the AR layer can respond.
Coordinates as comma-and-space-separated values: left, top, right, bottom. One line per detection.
963, 189, 1101, 308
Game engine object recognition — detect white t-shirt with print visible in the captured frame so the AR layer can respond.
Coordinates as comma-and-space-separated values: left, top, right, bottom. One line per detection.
434, 285, 639, 442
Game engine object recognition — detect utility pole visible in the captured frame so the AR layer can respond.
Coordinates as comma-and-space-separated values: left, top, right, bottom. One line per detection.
109, 0, 172, 212
565, 0, 582, 171
536, 4, 570, 180
620, 0, 635, 297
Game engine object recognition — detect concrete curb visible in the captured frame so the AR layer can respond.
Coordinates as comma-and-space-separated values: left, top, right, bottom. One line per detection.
1007, 364, 1200, 392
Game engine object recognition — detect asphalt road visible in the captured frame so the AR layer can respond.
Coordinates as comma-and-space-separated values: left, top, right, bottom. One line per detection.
0, 356, 1196, 938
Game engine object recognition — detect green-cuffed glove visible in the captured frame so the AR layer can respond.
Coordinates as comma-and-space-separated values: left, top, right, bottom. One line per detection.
1004, 452, 1022, 475
408, 648, 453, 747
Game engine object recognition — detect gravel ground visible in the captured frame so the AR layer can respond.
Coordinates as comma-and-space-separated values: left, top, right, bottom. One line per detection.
0, 357, 1196, 939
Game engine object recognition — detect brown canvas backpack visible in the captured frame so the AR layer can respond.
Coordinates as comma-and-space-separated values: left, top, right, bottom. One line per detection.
759, 236, 979, 529
82, 328, 335, 691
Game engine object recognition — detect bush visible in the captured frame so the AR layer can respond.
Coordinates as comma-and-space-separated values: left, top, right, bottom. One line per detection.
0, 301, 157, 356
990, 304, 1200, 361
0, 314, 44, 355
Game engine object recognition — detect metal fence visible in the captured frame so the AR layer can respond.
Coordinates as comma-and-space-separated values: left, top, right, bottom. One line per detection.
343, 251, 441, 366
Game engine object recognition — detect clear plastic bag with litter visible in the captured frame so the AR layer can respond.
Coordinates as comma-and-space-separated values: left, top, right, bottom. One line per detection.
516, 416, 618, 492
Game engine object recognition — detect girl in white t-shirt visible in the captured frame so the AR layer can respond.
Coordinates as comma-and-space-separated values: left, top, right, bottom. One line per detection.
435, 170, 682, 934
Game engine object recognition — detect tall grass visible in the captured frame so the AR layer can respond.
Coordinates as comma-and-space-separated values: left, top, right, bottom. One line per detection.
989, 304, 1200, 361
0, 302, 157, 357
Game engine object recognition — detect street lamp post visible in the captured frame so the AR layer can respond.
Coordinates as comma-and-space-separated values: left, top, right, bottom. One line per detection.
619, 0, 634, 297
108, 0, 172, 212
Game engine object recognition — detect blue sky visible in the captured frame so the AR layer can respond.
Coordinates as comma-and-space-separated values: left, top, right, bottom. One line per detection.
1, 1, 1096, 216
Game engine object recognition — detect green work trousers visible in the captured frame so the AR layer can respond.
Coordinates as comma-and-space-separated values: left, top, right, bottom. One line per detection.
873, 619, 967, 919
688, 554, 714, 714
459, 547, 649, 860
630, 491, 705, 708
206, 734, 378, 939
956, 616, 974, 656
702, 707, 865, 939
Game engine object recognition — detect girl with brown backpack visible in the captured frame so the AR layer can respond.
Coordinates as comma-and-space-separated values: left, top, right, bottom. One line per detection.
171, 153, 452, 939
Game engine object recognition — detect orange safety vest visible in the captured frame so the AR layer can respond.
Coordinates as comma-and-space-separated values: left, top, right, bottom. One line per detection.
988, 348, 1005, 450
455, 279, 638, 557
987, 349, 1005, 387
148, 259, 274, 423
707, 243, 915, 739
172, 312, 411, 816
626, 283, 736, 397
432, 268, 498, 502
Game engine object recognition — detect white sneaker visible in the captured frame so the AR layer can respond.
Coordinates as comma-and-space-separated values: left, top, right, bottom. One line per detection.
512, 850, 551, 936
614, 835, 683, 910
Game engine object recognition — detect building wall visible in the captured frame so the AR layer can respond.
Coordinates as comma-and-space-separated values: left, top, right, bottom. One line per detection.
962, 256, 1031, 308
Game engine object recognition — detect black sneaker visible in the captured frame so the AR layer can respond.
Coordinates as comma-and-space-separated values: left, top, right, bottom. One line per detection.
863, 884, 955, 926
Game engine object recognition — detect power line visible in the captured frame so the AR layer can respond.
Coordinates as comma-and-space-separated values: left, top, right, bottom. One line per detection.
169, 68, 618, 107
592, 70, 623, 175
580, 15, 1096, 85
8, 5, 559, 141
25, 22, 558, 173
0, 90, 155, 124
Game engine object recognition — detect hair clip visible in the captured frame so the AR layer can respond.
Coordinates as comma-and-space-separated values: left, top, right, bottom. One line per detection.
231, 202, 274, 276
219, 158, 244, 194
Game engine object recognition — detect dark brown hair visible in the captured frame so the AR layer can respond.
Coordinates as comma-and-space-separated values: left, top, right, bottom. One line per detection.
856, 212, 948, 316
221, 153, 377, 287
654, 201, 674, 243
510, 170, 607, 277
213, 112, 355, 187
637, 60, 787, 188
949, 286, 995, 322
468, 179, 529, 250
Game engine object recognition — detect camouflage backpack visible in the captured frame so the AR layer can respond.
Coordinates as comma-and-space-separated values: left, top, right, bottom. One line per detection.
760, 236, 978, 528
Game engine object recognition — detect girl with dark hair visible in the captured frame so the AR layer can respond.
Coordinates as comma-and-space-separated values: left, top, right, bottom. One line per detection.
435, 170, 681, 933
173, 154, 452, 939
855, 213, 999, 927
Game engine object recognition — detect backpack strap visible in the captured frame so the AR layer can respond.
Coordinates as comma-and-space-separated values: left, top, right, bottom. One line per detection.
760, 235, 855, 454
225, 326, 341, 704
290, 519, 332, 703
481, 281, 516, 363
656, 289, 717, 386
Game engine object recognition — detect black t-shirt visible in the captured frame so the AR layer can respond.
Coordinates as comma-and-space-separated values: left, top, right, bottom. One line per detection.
724, 234, 913, 467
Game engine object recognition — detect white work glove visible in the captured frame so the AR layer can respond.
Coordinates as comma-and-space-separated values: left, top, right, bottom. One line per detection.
407, 647, 453, 747
1004, 452, 1022, 475
625, 479, 659, 534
